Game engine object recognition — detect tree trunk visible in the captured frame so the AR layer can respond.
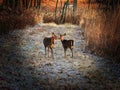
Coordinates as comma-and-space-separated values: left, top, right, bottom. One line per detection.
17, 0, 20, 8
34, 0, 36, 8
20, 0, 23, 9
55, 0, 58, 22
60, 0, 69, 23
26, 0, 28, 9
23, 0, 26, 8
73, 0, 77, 17
28, 0, 32, 9
38, 0, 42, 9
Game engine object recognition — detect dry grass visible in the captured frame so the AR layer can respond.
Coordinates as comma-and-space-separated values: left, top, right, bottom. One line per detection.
0, 8, 43, 34
83, 7, 120, 61
43, 12, 55, 23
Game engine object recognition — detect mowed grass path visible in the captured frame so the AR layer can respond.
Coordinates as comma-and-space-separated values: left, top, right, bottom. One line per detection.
0, 23, 120, 90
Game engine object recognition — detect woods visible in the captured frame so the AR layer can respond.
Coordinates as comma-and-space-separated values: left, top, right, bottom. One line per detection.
0, 0, 120, 60
1, 0, 43, 9
0, 0, 120, 90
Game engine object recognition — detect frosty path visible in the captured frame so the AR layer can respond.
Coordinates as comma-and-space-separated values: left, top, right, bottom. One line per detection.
0, 23, 120, 90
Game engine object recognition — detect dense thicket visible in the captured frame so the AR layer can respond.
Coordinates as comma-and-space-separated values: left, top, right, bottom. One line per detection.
84, 0, 120, 61
1, 0, 42, 9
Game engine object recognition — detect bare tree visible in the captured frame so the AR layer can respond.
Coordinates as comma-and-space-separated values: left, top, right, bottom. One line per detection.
60, 0, 69, 23
38, 0, 42, 10
73, 0, 77, 17
55, 0, 58, 22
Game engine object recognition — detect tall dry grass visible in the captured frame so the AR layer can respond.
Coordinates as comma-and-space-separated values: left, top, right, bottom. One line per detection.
83, 7, 120, 61
0, 8, 43, 34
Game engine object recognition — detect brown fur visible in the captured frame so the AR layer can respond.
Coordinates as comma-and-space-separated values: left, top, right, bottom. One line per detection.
43, 32, 58, 58
60, 33, 74, 57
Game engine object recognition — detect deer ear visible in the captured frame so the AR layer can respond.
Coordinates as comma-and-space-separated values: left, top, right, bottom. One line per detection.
64, 33, 66, 36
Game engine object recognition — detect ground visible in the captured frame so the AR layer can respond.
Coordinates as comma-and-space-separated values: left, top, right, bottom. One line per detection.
0, 23, 120, 90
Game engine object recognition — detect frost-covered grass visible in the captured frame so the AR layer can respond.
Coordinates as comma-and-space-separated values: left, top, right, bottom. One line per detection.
0, 23, 120, 90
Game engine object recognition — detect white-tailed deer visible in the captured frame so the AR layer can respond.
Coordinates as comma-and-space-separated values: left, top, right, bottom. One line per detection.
43, 32, 58, 58
60, 33, 74, 57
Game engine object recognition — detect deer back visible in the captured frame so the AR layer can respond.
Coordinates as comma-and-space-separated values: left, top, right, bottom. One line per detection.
43, 33, 58, 48
61, 40, 74, 49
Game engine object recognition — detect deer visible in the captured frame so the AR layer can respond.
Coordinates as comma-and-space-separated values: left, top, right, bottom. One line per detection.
43, 32, 58, 58
59, 33, 74, 58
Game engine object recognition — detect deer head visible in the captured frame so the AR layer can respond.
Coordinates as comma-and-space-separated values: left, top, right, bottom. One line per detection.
52, 32, 58, 40
60, 33, 66, 41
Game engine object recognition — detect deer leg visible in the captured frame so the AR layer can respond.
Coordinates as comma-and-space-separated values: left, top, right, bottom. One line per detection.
48, 47, 49, 57
45, 47, 46, 56
64, 48, 67, 57
70, 48, 73, 58
50, 48, 54, 58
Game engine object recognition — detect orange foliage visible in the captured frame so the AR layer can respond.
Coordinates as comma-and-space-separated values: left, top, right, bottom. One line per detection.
0, 0, 3, 4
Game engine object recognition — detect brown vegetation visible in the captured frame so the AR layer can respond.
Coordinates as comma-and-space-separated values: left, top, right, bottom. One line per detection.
0, 0, 120, 61
83, 7, 120, 61
0, 7, 43, 34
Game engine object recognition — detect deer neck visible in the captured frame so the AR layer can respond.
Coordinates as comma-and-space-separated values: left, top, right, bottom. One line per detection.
61, 39, 64, 42
51, 37, 55, 43
61, 39, 65, 43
